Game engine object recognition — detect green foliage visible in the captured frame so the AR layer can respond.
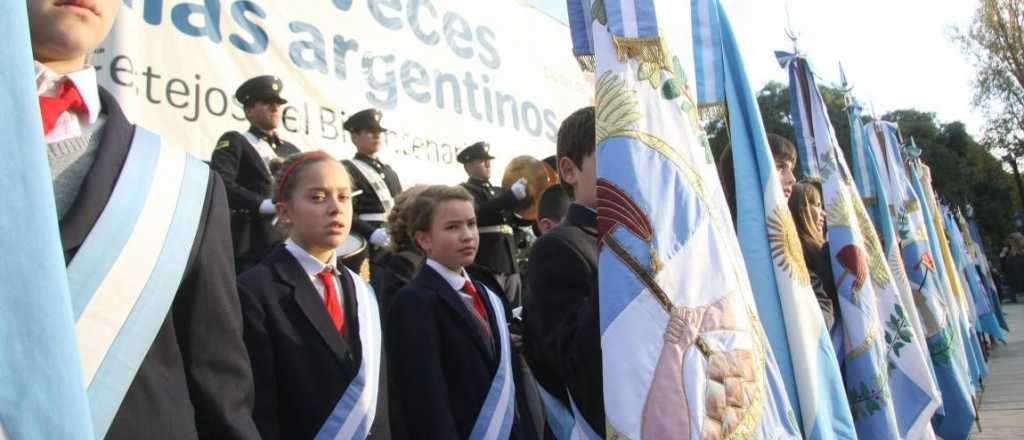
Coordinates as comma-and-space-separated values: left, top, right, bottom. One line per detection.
885, 109, 1022, 257
885, 304, 913, 358
848, 371, 891, 421
953, 0, 1024, 155
929, 327, 954, 366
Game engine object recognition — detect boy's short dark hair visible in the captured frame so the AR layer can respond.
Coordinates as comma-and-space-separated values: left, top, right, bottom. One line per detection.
767, 133, 797, 166
556, 106, 595, 198
537, 185, 571, 223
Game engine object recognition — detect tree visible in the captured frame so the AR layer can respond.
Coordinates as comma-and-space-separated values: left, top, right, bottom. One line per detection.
954, 0, 1024, 154
884, 109, 1022, 255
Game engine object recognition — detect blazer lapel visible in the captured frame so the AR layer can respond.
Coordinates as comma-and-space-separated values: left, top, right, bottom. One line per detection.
417, 266, 495, 362
270, 250, 354, 368
60, 87, 135, 260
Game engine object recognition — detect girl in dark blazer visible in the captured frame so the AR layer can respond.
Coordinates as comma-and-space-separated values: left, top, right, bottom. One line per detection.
789, 181, 842, 337
387, 185, 519, 439
239, 151, 389, 439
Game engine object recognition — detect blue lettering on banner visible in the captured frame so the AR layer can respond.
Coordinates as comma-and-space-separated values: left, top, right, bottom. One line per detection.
118, 0, 565, 143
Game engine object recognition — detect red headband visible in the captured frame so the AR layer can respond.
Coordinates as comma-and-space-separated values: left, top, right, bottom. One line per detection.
275, 151, 331, 202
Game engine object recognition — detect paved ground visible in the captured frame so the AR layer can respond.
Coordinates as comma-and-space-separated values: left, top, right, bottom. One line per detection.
970, 302, 1024, 439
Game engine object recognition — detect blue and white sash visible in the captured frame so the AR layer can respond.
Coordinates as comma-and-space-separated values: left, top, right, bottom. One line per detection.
66, 127, 210, 438
535, 384, 600, 440
315, 268, 383, 440
468, 286, 516, 440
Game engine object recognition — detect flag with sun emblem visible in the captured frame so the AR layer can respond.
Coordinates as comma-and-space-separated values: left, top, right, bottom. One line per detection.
781, 52, 939, 439
696, 3, 853, 438
578, 0, 801, 438
855, 119, 975, 439
911, 161, 988, 389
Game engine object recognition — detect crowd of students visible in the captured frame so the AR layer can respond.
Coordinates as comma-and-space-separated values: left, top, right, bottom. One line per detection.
21, 0, 993, 438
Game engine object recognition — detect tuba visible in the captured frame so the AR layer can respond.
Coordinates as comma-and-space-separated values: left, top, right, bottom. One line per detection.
501, 155, 559, 221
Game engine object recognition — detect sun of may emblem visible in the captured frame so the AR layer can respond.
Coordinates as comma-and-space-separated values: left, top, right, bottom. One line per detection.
767, 207, 811, 286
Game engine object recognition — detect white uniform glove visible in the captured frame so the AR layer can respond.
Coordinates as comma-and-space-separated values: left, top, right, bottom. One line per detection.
511, 177, 528, 200
370, 227, 391, 248
259, 199, 276, 215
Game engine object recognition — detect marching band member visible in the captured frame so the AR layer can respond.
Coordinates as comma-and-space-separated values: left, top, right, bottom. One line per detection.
27, 0, 259, 437
239, 151, 389, 439
458, 141, 529, 305
387, 185, 520, 439
342, 108, 403, 272
211, 75, 300, 273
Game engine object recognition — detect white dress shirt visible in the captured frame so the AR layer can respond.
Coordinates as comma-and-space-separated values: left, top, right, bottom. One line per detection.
424, 258, 479, 305
285, 239, 341, 303
35, 62, 104, 144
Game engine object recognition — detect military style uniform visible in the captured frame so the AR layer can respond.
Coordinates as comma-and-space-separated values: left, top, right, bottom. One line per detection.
341, 109, 402, 273
210, 75, 299, 273
458, 142, 525, 306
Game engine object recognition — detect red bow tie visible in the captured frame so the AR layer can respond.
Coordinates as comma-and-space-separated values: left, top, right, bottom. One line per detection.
38, 80, 87, 135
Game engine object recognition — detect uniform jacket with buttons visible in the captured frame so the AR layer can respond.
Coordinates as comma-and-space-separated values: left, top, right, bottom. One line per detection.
210, 127, 299, 264
343, 153, 402, 237
461, 177, 519, 275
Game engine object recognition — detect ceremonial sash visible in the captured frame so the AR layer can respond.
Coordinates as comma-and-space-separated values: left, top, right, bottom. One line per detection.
535, 384, 574, 440
66, 127, 210, 438
534, 383, 601, 440
468, 286, 516, 440
315, 268, 383, 440
350, 159, 395, 215
241, 131, 275, 171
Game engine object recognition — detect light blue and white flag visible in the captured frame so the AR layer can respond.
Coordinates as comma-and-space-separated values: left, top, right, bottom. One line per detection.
911, 162, 987, 389
857, 122, 975, 439
946, 209, 1004, 342
701, 21, 854, 440
0, 4, 94, 438
589, 0, 799, 437
965, 207, 1010, 332
782, 53, 939, 439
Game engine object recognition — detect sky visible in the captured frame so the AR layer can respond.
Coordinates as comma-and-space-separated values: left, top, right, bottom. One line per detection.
529, 0, 985, 136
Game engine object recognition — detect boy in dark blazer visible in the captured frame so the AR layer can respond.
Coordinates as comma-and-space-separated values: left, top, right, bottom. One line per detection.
25, 0, 259, 437
523, 107, 604, 438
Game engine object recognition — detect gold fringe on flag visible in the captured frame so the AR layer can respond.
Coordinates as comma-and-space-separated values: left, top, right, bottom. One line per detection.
576, 54, 596, 72
698, 102, 728, 124
611, 35, 669, 70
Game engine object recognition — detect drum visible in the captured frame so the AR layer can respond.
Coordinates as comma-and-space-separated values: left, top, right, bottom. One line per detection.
338, 234, 367, 259
337, 234, 370, 281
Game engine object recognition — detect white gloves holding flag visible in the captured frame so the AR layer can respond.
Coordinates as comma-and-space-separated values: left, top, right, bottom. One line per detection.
370, 228, 391, 248
511, 178, 528, 200
259, 199, 276, 215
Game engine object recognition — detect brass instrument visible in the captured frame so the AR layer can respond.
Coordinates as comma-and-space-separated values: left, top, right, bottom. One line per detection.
501, 155, 559, 221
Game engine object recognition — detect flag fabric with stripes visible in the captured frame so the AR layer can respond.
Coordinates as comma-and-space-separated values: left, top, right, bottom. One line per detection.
946, 209, 1004, 342
0, 4, 95, 438
856, 122, 975, 439
696, 7, 854, 439
781, 52, 939, 439
583, 0, 800, 437
911, 162, 988, 389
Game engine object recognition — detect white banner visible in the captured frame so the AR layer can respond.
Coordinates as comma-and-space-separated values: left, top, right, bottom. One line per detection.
95, 0, 590, 185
